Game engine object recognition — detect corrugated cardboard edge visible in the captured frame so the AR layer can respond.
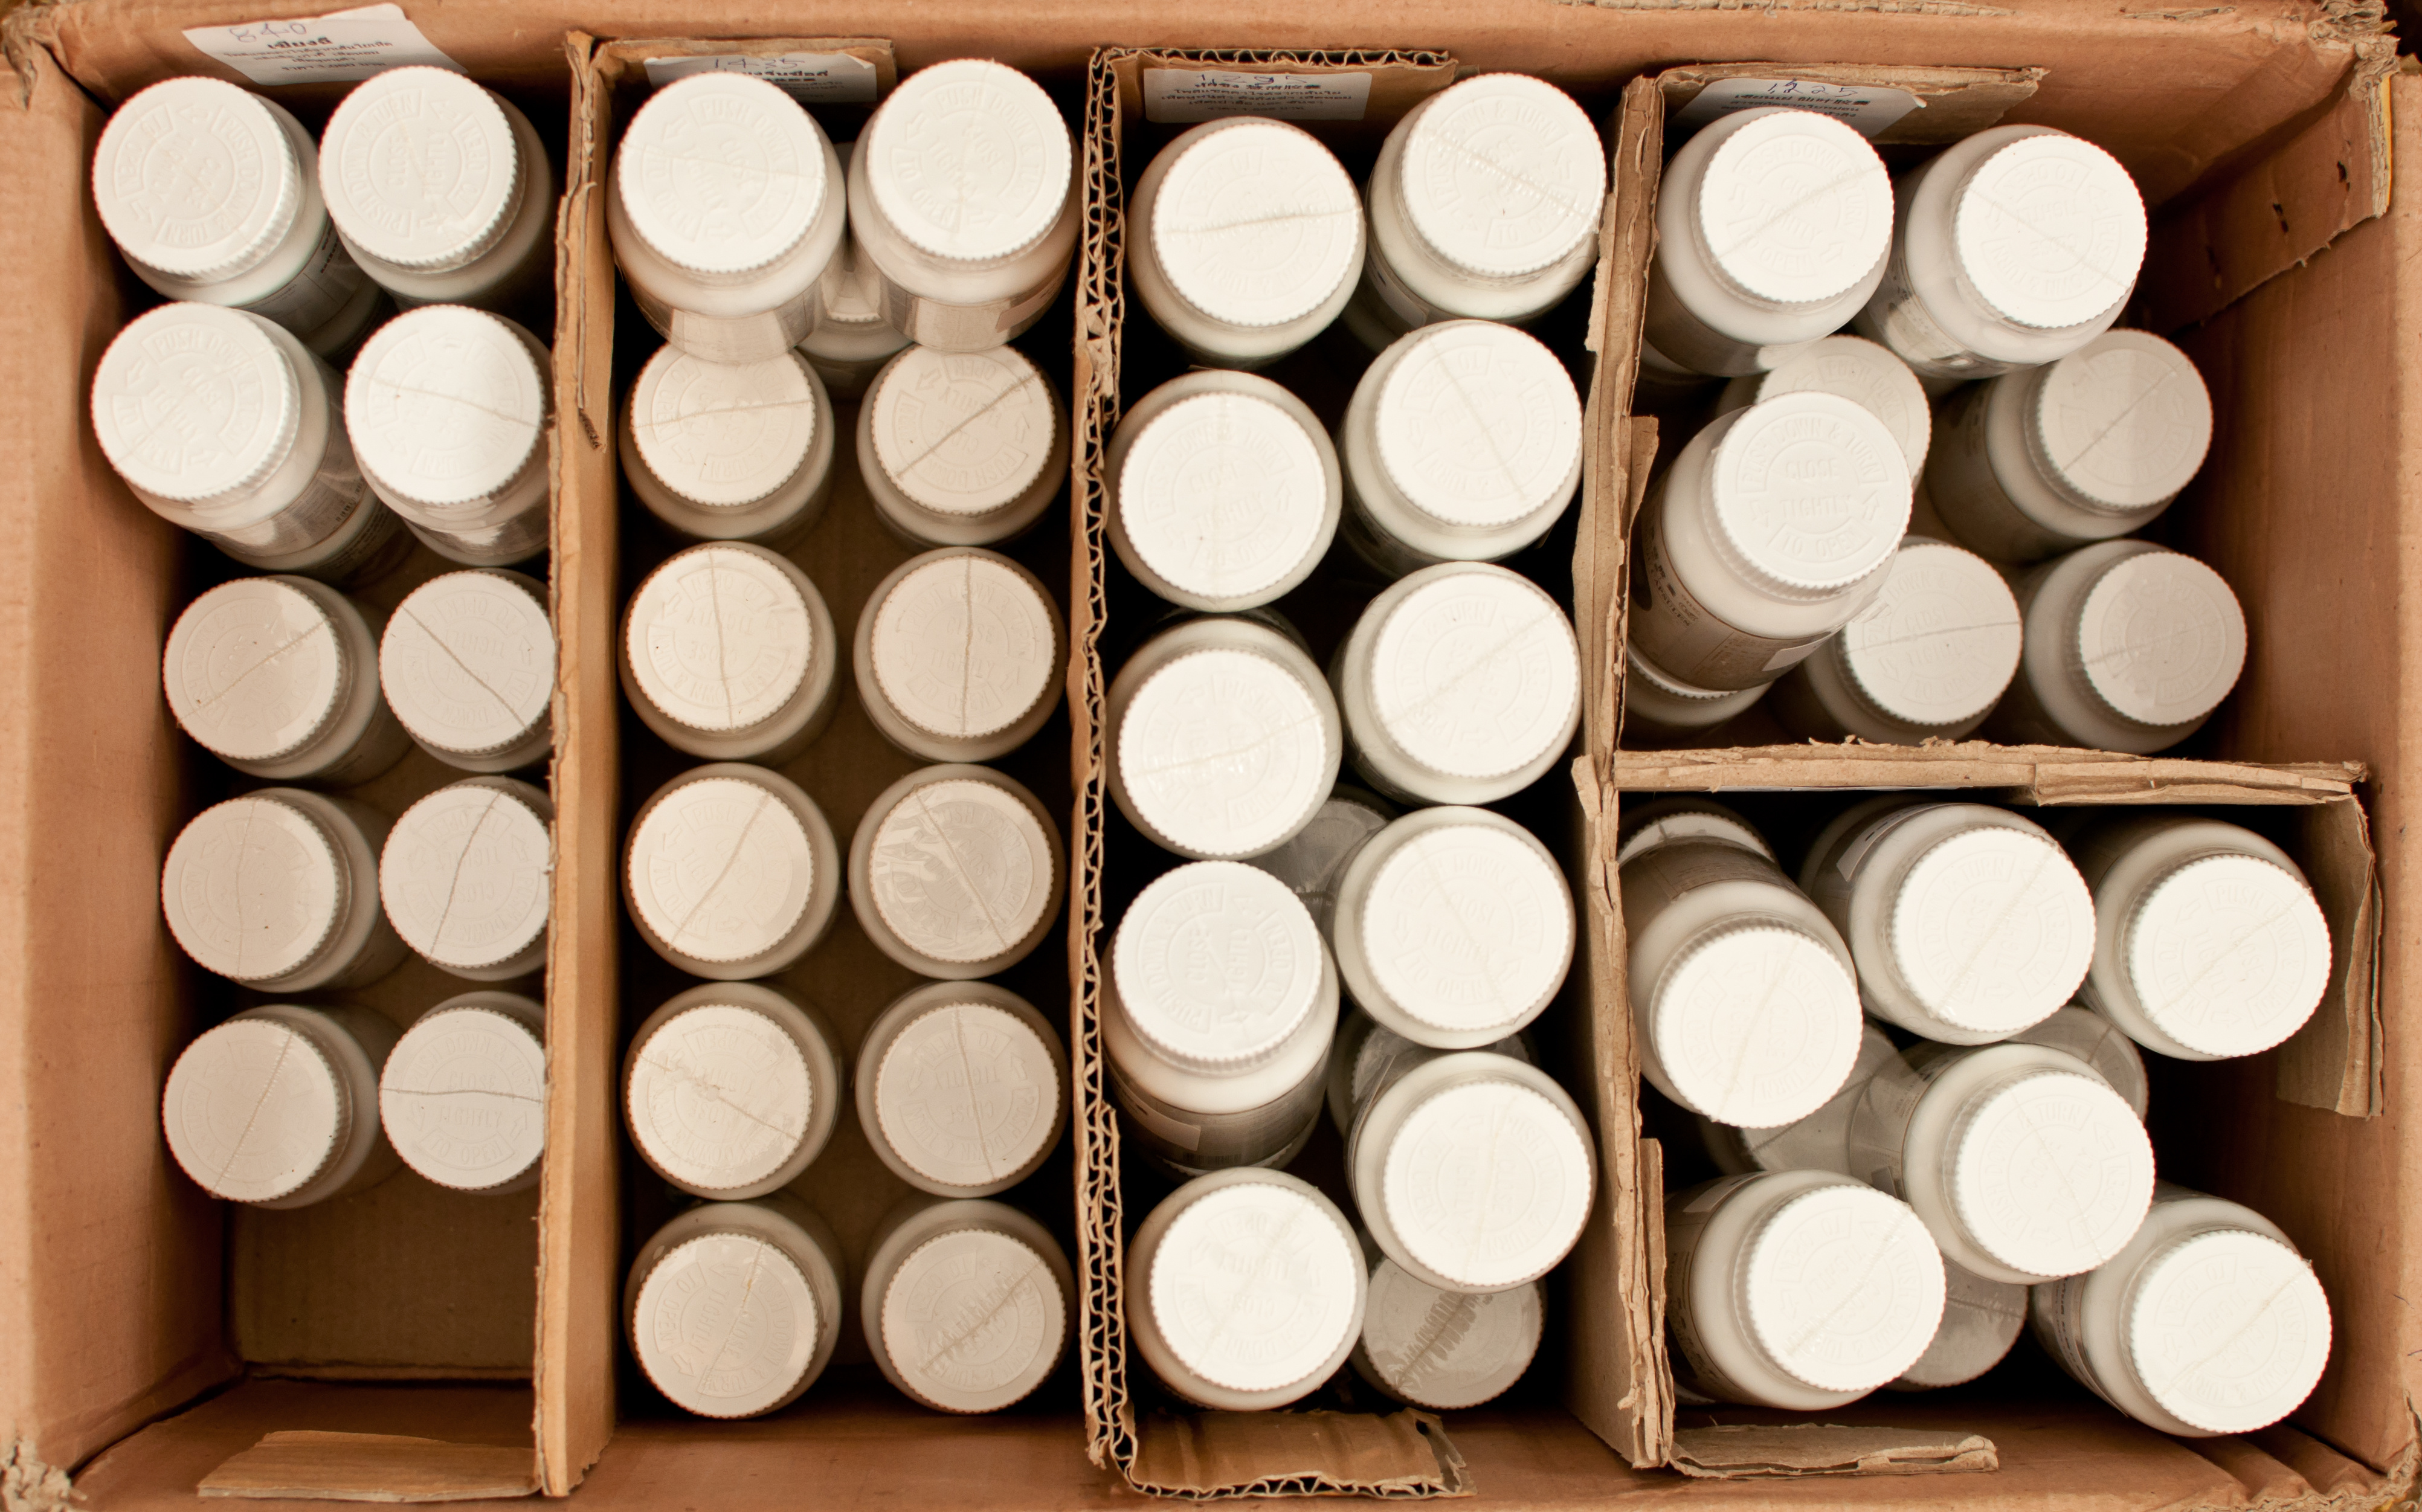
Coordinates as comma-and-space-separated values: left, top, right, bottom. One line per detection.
1128, 1412, 1469, 1500
199, 1432, 538, 1503
1669, 1424, 1997, 1479
1652, 62, 2043, 144
600, 36, 895, 95
1611, 744, 2363, 803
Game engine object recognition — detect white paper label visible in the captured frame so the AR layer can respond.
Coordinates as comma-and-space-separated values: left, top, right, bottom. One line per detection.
1672, 77, 1922, 138
641, 51, 880, 104
184, 4, 463, 85
1142, 68, 1372, 124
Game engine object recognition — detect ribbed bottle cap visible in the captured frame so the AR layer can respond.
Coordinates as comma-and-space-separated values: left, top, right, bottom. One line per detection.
1946, 1069, 2154, 1278
617, 72, 827, 277
1695, 109, 1892, 307
1837, 541, 2022, 729
625, 777, 817, 964
626, 1002, 814, 1191
865, 60, 1071, 266
2027, 330, 2212, 511
868, 552, 1058, 741
1150, 120, 1360, 329
868, 346, 1059, 518
161, 796, 344, 982
379, 782, 552, 973
1379, 1072, 1593, 1290
632, 1230, 819, 1415
1247, 792, 1390, 936
1895, 1260, 2026, 1388
625, 546, 816, 735
1148, 1179, 1361, 1392
379, 1001, 546, 1191
876, 1000, 1063, 1191
1741, 1183, 1945, 1391
1356, 819, 1573, 1038
1952, 132, 2146, 331
1613, 796, 1775, 869
2071, 550, 2246, 729
1112, 861, 1323, 1075
631, 347, 818, 509
2125, 853, 2330, 1057
163, 1014, 345, 1203
94, 77, 300, 283
1374, 321, 1581, 531
1399, 74, 1603, 281
347, 306, 546, 510
381, 570, 553, 759
93, 304, 301, 505
321, 68, 521, 272
2011, 1005, 2148, 1118
1707, 391, 1911, 599
1884, 823, 2094, 1035
1117, 646, 1331, 858
882, 1226, 1066, 1413
863, 777, 1057, 966
1119, 390, 1330, 603
1651, 921, 1861, 1127
1368, 568, 1579, 783
1747, 335, 1930, 474
1359, 1262, 1543, 1410
2127, 1227, 2331, 1435
163, 578, 347, 765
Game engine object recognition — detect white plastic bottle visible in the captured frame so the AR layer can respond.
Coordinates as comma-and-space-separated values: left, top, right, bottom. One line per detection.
1986, 540, 2247, 753
623, 764, 839, 979
1333, 561, 1581, 806
163, 576, 411, 784
620, 542, 839, 763
379, 568, 554, 773
858, 344, 1066, 548
2066, 813, 2331, 1060
1106, 370, 1342, 611
161, 788, 407, 993
852, 547, 1064, 764
1799, 799, 2094, 1044
623, 981, 843, 1198
606, 73, 845, 364
1768, 536, 2023, 745
1712, 335, 1930, 474
1128, 1169, 1365, 1410
1103, 861, 1338, 1177
1629, 393, 1913, 690
1644, 108, 1895, 378
619, 344, 835, 547
1927, 331, 2212, 562
2010, 1003, 2150, 1118
1890, 1261, 2026, 1391
857, 981, 1066, 1199
345, 305, 552, 566
1129, 118, 1363, 367
1350, 1049, 1595, 1293
848, 765, 1064, 980
797, 148, 913, 399
1353, 1251, 1545, 1411
163, 1002, 401, 1208
625, 1193, 845, 1418
319, 68, 556, 316
1698, 1022, 1898, 1179
1622, 646, 1770, 744
379, 777, 553, 982
1347, 73, 1604, 346
848, 60, 1079, 353
1664, 1170, 1946, 1408
93, 77, 381, 358
378, 990, 546, 1194
2031, 1183, 2332, 1436
862, 1198, 1074, 1415
1617, 838, 1862, 1129
92, 303, 408, 585
1338, 320, 1583, 574
1246, 785, 1392, 938
1107, 616, 1341, 861
1324, 1011, 1531, 1139
1332, 806, 1574, 1050
1846, 1040, 2155, 1284
1613, 795, 1774, 869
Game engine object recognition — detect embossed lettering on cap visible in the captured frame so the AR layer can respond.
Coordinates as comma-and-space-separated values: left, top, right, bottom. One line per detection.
877, 1001, 1061, 1189
619, 73, 828, 275
94, 304, 300, 503
2032, 332, 2211, 510
1374, 323, 1580, 529
163, 796, 343, 981
164, 579, 344, 763
348, 307, 545, 508
1114, 862, 1322, 1071
381, 1005, 546, 1189
323, 68, 518, 271
1149, 1180, 1361, 1392
1361, 1260, 1544, 1409
94, 77, 297, 281
1380, 1077, 1591, 1289
163, 1017, 343, 1203
1838, 542, 2021, 727
382, 571, 553, 756
1118, 648, 1330, 857
633, 348, 818, 507
1710, 391, 1911, 595
2075, 552, 2245, 728
868, 59, 1071, 263
627, 547, 814, 733
869, 554, 1056, 739
871, 347, 1057, 516
1887, 826, 2093, 1034
1402, 75, 1603, 280
634, 1231, 819, 1416
1654, 923, 1861, 1127
1361, 822, 1572, 1035
1121, 391, 1328, 601
865, 779, 1055, 965
1370, 570, 1580, 782
381, 784, 552, 970
2127, 1229, 2331, 1434
1697, 110, 1893, 306
626, 777, 816, 963
1741, 1185, 1946, 1391
884, 1227, 1064, 1411
1948, 1070, 2153, 1278
2127, 854, 2330, 1057
1954, 134, 2147, 331
628, 1003, 812, 1189
1152, 121, 1360, 329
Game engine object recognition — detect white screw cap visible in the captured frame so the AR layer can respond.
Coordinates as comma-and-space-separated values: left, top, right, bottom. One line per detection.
624, 545, 819, 735
1376, 1069, 1594, 1291
1399, 74, 1604, 281
321, 68, 521, 272
626, 1001, 815, 1193
1838, 540, 2023, 730
1147, 1177, 1364, 1395
1347, 811, 1573, 1043
2029, 331, 2211, 511
94, 303, 300, 504
1886, 823, 2095, 1037
163, 1013, 346, 1203
1709, 392, 1912, 597
1651, 922, 1863, 1128
865, 345, 1061, 521
857, 773, 1060, 971
2127, 1229, 2331, 1435
379, 780, 552, 975
1373, 321, 1582, 532
2073, 549, 2246, 730
630, 346, 820, 508
880, 1224, 1069, 1413
1696, 109, 1892, 307
94, 77, 300, 282
1741, 1183, 1946, 1392
2124, 854, 2331, 1057
379, 996, 546, 1191
381, 570, 553, 761
1365, 565, 1581, 788
871, 993, 1064, 1194
631, 1229, 822, 1415
162, 794, 343, 982
863, 60, 1072, 265
1947, 1069, 2154, 1279
1116, 388, 1335, 609
1115, 643, 1337, 860
1113, 861, 1325, 1076
624, 771, 829, 970
346, 305, 546, 510
864, 550, 1060, 745
1952, 132, 2146, 332
163, 577, 347, 764
616, 73, 830, 277
1150, 120, 1361, 329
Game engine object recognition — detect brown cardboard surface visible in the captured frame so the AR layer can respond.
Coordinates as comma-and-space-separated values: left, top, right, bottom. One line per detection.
1668, 1425, 1997, 1479
1651, 63, 2042, 145
198, 1433, 537, 1503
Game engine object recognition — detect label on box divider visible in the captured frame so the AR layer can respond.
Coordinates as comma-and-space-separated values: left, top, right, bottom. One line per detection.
1142, 68, 1372, 124
184, 4, 462, 85
642, 51, 880, 103
1672, 77, 1921, 138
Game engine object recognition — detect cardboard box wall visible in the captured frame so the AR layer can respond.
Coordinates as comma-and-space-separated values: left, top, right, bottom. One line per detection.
0, 1, 2412, 1507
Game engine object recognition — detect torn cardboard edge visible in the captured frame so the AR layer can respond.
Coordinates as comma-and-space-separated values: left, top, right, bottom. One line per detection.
198, 1432, 538, 1502
1669, 1423, 1998, 1479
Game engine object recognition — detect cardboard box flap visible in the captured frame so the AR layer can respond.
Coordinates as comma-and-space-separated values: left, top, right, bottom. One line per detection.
1652, 62, 2044, 145
1127, 1411, 1467, 1499
1669, 1423, 1998, 1479
1104, 48, 1455, 132
2275, 796, 2384, 1115
198, 1432, 538, 1502
602, 36, 895, 98
1611, 744, 2363, 804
